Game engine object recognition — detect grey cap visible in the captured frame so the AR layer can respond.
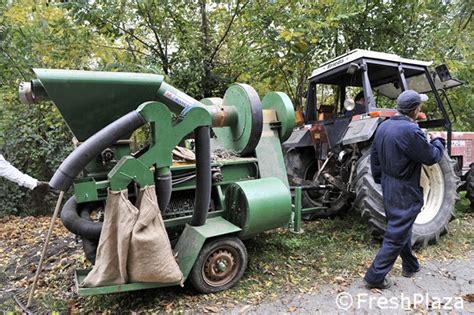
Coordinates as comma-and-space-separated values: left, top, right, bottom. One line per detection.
396, 90, 428, 112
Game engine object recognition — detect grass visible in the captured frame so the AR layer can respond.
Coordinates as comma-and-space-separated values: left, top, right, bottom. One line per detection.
2, 195, 473, 313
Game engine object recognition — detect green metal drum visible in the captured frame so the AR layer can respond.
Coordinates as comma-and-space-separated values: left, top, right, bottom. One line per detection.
262, 92, 295, 142
225, 177, 292, 238
203, 84, 263, 156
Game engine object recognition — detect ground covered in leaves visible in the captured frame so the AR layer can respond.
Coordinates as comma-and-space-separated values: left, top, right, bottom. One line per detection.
0, 196, 472, 313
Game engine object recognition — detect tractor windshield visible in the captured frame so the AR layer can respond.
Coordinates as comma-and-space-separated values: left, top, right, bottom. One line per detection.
374, 73, 463, 99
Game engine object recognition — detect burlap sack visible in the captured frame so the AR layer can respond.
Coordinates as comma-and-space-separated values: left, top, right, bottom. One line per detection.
128, 186, 183, 283
82, 189, 139, 287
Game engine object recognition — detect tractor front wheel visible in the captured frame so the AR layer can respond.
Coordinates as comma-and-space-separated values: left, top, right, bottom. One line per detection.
353, 150, 459, 248
189, 237, 248, 293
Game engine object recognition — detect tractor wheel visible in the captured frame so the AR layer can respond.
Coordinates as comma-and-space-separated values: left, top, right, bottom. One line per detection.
189, 237, 248, 294
285, 147, 353, 219
353, 149, 459, 248
466, 163, 474, 209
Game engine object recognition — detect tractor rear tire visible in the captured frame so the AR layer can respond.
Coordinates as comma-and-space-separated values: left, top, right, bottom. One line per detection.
466, 163, 474, 209
353, 149, 459, 248
285, 147, 352, 219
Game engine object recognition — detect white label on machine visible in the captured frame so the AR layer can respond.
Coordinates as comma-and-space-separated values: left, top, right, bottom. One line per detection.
163, 90, 196, 108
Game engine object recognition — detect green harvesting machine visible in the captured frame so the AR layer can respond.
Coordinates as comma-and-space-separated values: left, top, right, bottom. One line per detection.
19, 69, 296, 294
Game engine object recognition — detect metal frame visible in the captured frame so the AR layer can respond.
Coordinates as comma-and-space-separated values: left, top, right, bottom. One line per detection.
309, 49, 432, 79
291, 186, 328, 233
424, 70, 453, 154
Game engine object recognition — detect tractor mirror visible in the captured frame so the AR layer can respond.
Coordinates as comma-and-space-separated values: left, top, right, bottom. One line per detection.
435, 64, 452, 82
344, 99, 355, 111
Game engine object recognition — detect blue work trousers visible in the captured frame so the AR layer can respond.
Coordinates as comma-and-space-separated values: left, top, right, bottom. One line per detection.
364, 214, 420, 285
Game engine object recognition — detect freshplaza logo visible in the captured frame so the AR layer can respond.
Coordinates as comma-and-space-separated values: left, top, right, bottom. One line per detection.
335, 292, 465, 311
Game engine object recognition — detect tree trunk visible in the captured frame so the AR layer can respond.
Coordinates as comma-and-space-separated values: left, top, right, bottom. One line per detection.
200, 0, 212, 98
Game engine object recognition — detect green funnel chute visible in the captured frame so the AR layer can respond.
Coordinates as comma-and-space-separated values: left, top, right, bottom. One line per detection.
33, 69, 164, 141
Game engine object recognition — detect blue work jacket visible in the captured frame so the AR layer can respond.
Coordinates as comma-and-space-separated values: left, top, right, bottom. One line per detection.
370, 115, 444, 218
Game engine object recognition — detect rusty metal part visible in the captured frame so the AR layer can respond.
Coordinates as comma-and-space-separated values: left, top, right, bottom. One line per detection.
202, 246, 240, 286
323, 173, 346, 191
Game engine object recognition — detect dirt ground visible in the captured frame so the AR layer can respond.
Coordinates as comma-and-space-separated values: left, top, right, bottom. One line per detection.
0, 199, 473, 313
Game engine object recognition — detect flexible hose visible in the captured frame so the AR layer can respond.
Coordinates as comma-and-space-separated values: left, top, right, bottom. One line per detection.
49, 111, 145, 191
79, 206, 99, 264
190, 126, 212, 226
60, 196, 102, 239
156, 172, 172, 213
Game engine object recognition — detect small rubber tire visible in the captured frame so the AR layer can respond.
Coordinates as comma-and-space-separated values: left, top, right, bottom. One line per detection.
189, 236, 248, 294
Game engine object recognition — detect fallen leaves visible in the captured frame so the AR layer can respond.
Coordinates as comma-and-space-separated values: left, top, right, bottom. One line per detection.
463, 294, 474, 302
288, 305, 297, 312
1, 209, 473, 313
333, 276, 345, 284
202, 305, 220, 313
0, 215, 86, 313
239, 304, 252, 314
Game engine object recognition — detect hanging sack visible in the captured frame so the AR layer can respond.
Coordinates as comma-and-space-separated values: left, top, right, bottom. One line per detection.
82, 189, 139, 287
128, 186, 183, 283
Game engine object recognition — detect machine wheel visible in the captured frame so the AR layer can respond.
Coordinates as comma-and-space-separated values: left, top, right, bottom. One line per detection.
189, 236, 248, 294
353, 149, 459, 248
466, 163, 474, 209
285, 147, 353, 219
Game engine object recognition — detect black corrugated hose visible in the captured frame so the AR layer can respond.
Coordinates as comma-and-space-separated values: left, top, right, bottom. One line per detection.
190, 126, 211, 227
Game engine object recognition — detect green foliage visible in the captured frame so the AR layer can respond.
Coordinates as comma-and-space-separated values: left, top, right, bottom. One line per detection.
0, 0, 472, 215
0, 1, 124, 215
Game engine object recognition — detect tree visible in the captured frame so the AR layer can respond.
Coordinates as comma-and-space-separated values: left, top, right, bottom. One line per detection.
0, 0, 471, 216
0, 0, 126, 215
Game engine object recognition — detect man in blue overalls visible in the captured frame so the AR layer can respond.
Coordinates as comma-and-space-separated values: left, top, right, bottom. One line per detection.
364, 90, 446, 289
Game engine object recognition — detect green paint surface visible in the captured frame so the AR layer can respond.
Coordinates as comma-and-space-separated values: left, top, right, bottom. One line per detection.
261, 91, 295, 142
34, 69, 164, 141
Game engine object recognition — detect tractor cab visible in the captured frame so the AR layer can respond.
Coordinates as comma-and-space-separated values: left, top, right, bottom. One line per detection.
297, 49, 462, 155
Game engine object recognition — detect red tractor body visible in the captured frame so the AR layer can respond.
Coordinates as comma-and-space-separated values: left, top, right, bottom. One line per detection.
430, 131, 474, 177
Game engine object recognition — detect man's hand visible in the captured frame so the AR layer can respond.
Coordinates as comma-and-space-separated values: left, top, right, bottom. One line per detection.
33, 180, 49, 194
32, 181, 60, 202
431, 137, 446, 148
34, 181, 50, 191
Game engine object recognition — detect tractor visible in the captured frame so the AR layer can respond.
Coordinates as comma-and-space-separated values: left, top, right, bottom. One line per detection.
285, 49, 470, 247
